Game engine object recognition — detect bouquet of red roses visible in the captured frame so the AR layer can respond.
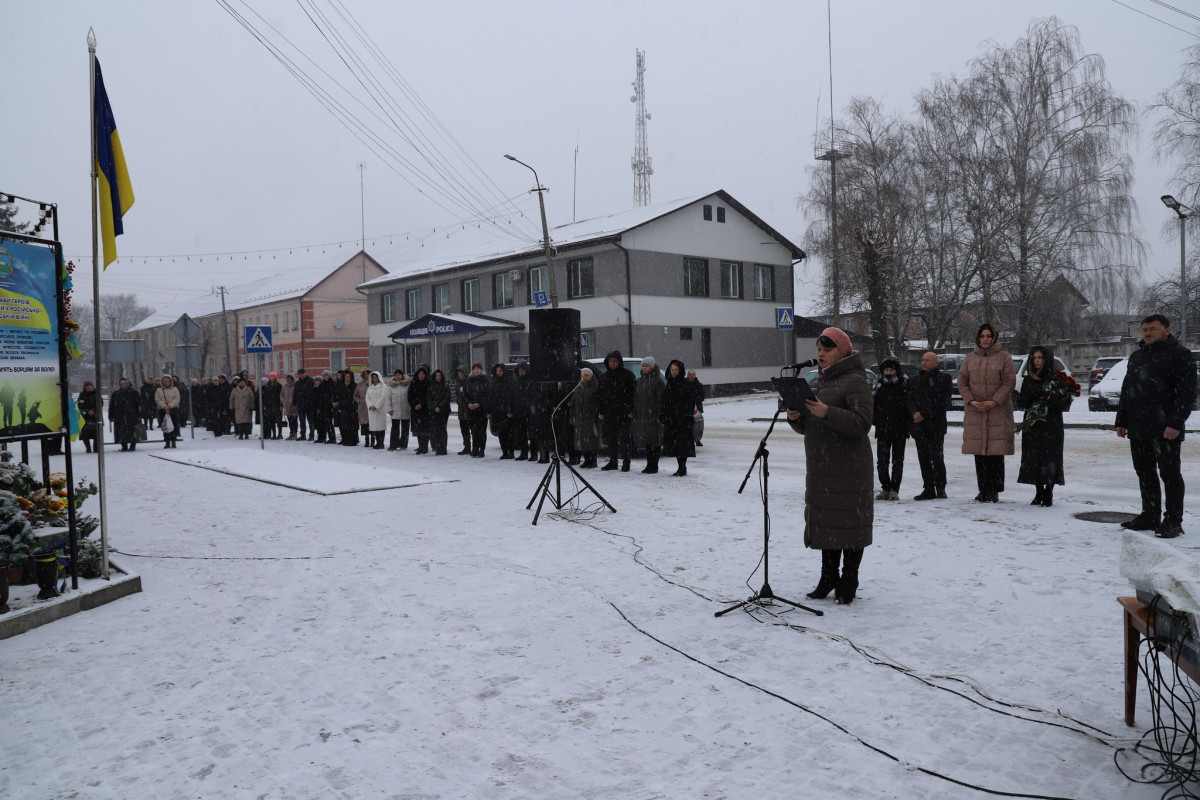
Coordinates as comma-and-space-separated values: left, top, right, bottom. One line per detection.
1017, 370, 1080, 432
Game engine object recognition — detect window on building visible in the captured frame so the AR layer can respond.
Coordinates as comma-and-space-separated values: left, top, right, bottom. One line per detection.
753, 264, 776, 300
528, 265, 546, 303
567, 257, 594, 299
433, 283, 451, 315
280, 312, 288, 332
292, 309, 299, 330
680, 327, 693, 341
462, 278, 481, 313
381, 345, 398, 375
405, 288, 423, 320
701, 328, 712, 367
717, 207, 726, 223
720, 261, 743, 298
703, 204, 712, 221
404, 344, 425, 372
329, 349, 345, 372
493, 271, 515, 309
449, 342, 469, 377
481, 340, 499, 368
273, 313, 279, 332
684, 258, 709, 297
381, 292, 396, 323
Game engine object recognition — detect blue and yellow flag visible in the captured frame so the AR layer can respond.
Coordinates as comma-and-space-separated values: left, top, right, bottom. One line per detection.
94, 58, 134, 269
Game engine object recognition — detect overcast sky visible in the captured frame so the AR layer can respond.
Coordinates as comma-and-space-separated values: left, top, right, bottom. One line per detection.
3, 0, 1197, 316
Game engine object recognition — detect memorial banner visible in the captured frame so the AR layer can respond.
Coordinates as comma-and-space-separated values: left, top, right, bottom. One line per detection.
0, 235, 62, 436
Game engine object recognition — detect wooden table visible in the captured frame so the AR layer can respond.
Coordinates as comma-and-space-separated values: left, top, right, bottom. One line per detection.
1120, 595, 1200, 726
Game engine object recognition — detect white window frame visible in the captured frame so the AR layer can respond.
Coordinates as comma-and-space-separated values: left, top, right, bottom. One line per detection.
720, 261, 742, 299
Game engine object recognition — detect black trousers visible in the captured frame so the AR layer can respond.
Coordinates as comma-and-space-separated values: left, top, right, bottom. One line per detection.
389, 418, 410, 449
876, 438, 906, 492
468, 413, 488, 455
974, 455, 1005, 494
601, 415, 633, 461
458, 417, 471, 449
1130, 438, 1185, 523
913, 428, 946, 489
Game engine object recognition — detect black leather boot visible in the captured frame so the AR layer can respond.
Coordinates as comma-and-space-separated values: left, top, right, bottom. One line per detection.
642, 447, 660, 474
1031, 486, 1045, 506
806, 550, 841, 599
1043, 485, 1053, 507
671, 456, 687, 477
621, 458, 631, 472
602, 457, 618, 471
835, 548, 863, 605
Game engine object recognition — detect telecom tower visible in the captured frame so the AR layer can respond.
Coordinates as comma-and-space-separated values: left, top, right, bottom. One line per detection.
631, 49, 652, 207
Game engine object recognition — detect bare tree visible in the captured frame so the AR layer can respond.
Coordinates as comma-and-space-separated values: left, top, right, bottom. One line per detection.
805, 97, 919, 364
971, 17, 1142, 349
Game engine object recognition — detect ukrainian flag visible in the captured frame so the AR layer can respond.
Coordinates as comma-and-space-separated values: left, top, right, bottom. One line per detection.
94, 58, 134, 269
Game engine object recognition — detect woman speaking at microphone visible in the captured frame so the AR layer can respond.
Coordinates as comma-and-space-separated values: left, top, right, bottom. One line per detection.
786, 327, 874, 605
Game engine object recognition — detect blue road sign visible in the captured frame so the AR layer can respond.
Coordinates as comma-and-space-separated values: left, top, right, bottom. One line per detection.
533, 290, 549, 307
776, 307, 795, 330
245, 325, 273, 353
580, 331, 589, 348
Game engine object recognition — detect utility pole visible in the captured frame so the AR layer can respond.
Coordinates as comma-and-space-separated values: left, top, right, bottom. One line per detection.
504, 155, 558, 308
218, 285, 233, 375
631, 49, 652, 207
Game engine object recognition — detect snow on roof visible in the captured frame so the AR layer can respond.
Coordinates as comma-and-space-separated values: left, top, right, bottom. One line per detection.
127, 268, 331, 332
361, 190, 802, 289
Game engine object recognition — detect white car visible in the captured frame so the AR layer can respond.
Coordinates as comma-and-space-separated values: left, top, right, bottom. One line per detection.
1088, 357, 1128, 412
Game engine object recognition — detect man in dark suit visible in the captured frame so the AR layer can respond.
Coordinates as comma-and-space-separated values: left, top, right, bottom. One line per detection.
909, 352, 953, 500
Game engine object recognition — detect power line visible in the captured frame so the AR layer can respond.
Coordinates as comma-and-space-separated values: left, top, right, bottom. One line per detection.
1109, 0, 1198, 36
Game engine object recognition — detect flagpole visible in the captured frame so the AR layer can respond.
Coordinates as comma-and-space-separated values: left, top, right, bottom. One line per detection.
88, 28, 111, 580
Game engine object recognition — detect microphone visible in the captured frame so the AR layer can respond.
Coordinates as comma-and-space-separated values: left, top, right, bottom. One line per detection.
788, 358, 818, 370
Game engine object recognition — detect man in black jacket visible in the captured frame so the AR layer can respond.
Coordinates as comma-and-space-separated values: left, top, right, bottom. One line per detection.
596, 350, 637, 471
910, 352, 952, 501
1116, 315, 1198, 538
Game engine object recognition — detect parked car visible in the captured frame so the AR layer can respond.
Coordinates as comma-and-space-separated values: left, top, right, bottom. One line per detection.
1088, 356, 1123, 388
1088, 357, 1128, 412
1011, 352, 1071, 409
936, 353, 966, 410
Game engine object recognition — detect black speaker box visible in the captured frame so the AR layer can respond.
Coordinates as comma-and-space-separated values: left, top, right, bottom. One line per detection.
528, 308, 581, 382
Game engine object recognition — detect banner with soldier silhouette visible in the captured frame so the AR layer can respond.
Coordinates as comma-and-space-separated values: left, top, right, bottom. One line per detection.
0, 234, 63, 437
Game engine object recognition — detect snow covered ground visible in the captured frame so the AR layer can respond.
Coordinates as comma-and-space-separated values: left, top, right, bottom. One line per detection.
0, 394, 1193, 799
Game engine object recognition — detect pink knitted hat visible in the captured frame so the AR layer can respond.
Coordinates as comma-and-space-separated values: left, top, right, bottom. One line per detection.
819, 327, 852, 357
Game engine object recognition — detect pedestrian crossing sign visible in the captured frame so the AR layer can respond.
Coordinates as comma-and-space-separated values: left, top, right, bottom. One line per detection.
776, 307, 794, 330
245, 326, 273, 353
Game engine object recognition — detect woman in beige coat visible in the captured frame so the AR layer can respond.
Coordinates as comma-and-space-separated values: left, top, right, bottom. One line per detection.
958, 323, 1015, 503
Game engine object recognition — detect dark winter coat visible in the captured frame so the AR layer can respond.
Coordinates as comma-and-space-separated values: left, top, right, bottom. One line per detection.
462, 373, 490, 422
1116, 333, 1197, 441
487, 365, 515, 419
1017, 352, 1071, 487
959, 341, 1015, 456
634, 365, 665, 449
408, 369, 432, 436
597, 350, 636, 419
77, 387, 101, 441
293, 374, 314, 411
871, 361, 909, 441
787, 351, 874, 550
261, 380, 283, 423
427, 375, 452, 423
109, 385, 141, 444
139, 380, 157, 417
659, 360, 701, 459
571, 378, 601, 451
908, 366, 952, 436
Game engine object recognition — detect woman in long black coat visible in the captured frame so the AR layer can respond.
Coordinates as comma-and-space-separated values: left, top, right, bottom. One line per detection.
408, 366, 432, 454
426, 369, 452, 455
76, 381, 102, 453
109, 377, 142, 451
334, 370, 360, 446
659, 359, 703, 477
1017, 345, 1071, 506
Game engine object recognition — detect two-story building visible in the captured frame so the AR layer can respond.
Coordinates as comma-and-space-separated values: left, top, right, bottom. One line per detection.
127, 252, 385, 379
361, 191, 805, 392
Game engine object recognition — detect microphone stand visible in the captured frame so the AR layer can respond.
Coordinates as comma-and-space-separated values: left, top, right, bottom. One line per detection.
716, 392, 822, 618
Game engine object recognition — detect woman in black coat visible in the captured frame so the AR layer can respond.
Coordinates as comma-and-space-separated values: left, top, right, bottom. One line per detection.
76, 381, 102, 453
871, 358, 910, 501
659, 359, 703, 476
1017, 346, 1071, 506
426, 369, 452, 455
109, 377, 142, 451
408, 366, 432, 454
334, 370, 360, 446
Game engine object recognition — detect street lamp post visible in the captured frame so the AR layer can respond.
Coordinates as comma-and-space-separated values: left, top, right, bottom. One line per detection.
504, 154, 558, 309
1161, 194, 1189, 346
